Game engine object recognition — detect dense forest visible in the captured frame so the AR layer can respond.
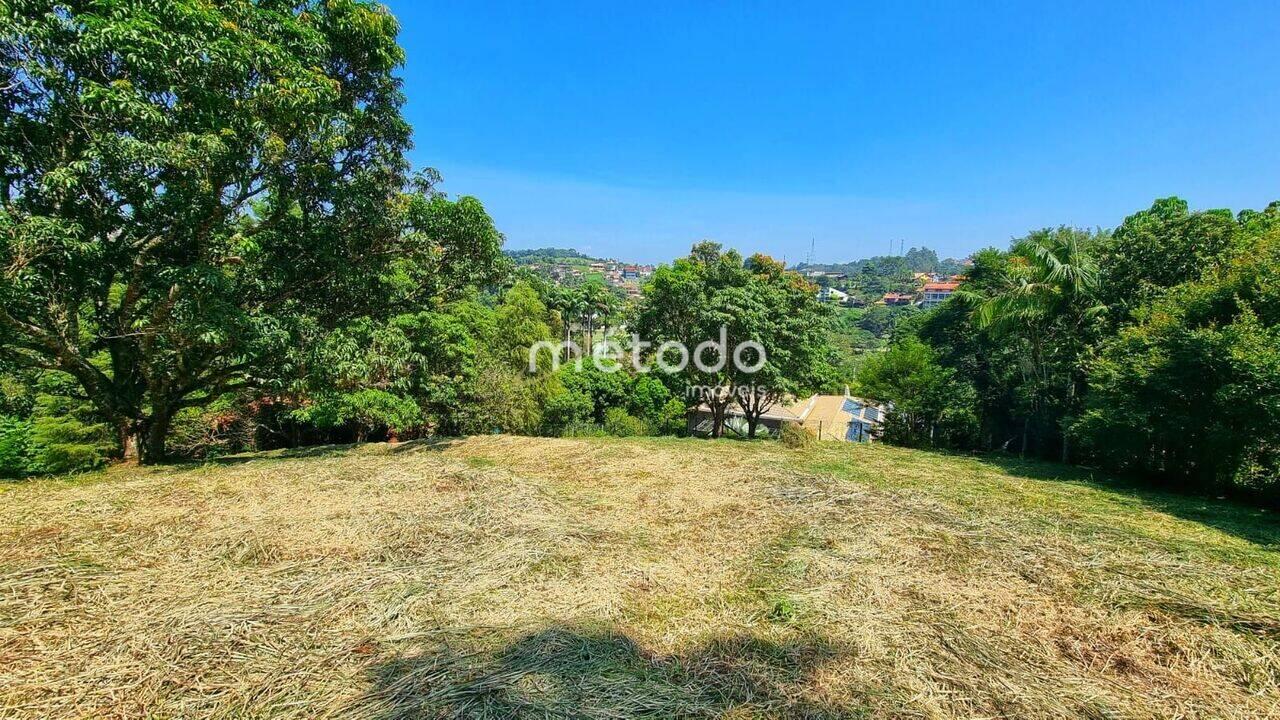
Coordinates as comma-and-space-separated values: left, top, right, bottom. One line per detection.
857, 199, 1280, 503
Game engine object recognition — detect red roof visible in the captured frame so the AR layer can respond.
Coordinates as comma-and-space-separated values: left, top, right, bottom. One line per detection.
923, 282, 960, 291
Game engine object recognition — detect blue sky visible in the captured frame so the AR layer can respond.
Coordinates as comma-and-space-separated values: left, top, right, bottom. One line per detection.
386, 1, 1280, 264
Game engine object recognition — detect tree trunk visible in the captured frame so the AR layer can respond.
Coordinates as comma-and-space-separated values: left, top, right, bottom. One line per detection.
118, 420, 139, 462
138, 408, 173, 465
747, 416, 759, 439
1020, 417, 1030, 458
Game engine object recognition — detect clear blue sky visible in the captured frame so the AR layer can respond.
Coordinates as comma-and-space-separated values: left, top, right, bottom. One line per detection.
386, 1, 1280, 265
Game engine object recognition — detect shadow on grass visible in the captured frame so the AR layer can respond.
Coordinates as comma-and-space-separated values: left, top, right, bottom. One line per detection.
973, 453, 1280, 550
210, 442, 364, 465
386, 437, 464, 454
206, 437, 465, 466
356, 625, 865, 719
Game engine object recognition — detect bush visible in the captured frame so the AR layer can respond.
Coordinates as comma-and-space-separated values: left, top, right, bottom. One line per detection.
291, 389, 422, 442
457, 361, 542, 436
780, 421, 814, 450
0, 415, 36, 478
29, 395, 112, 474
542, 387, 594, 435
603, 408, 649, 437
652, 398, 689, 436
856, 337, 979, 449
559, 421, 608, 438
559, 364, 631, 423
168, 396, 256, 460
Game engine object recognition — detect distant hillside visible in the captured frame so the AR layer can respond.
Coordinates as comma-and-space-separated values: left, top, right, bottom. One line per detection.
795, 246, 966, 275
505, 247, 603, 265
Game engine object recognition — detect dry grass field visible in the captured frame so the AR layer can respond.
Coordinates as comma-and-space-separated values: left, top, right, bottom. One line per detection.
2, 435, 1279, 719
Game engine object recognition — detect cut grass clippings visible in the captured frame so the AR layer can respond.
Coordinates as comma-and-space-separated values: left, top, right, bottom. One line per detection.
2, 435, 1279, 718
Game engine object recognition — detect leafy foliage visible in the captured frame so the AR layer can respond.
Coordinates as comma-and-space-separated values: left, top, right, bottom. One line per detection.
603, 408, 649, 437
634, 243, 833, 438
1075, 221, 1280, 499
857, 338, 979, 448
0, 0, 507, 462
28, 390, 112, 474
0, 414, 35, 477
866, 198, 1280, 504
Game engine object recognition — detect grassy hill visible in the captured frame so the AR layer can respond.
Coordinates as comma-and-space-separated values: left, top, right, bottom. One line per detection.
2, 437, 1279, 718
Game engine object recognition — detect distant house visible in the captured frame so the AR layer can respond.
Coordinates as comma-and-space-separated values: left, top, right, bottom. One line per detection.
817, 286, 849, 304
804, 270, 848, 281
621, 265, 640, 280
689, 392, 888, 442
882, 292, 914, 306
921, 281, 960, 308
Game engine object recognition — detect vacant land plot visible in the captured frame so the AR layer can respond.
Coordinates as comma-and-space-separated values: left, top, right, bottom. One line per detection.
2, 436, 1278, 718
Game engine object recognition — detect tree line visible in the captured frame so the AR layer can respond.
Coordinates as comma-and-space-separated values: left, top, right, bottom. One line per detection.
858, 198, 1280, 504
4, 1, 1275, 509
0, 0, 835, 473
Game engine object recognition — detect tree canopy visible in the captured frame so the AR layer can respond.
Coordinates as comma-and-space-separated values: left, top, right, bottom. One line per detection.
861, 198, 1280, 504
634, 243, 832, 438
0, 0, 502, 461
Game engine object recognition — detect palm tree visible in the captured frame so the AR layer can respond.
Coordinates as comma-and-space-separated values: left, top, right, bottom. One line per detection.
963, 228, 1104, 460
580, 281, 613, 353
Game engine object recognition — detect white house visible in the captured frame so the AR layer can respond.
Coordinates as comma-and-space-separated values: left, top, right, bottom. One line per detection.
817, 286, 849, 304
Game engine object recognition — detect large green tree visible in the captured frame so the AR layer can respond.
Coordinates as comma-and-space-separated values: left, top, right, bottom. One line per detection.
634, 242, 746, 437
961, 227, 1105, 459
1097, 197, 1240, 323
730, 254, 832, 438
0, 1, 496, 462
634, 243, 830, 438
1075, 216, 1280, 500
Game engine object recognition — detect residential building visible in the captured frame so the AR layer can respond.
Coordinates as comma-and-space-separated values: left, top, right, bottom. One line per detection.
921, 281, 960, 308
689, 392, 888, 442
882, 292, 914, 306
817, 286, 849, 304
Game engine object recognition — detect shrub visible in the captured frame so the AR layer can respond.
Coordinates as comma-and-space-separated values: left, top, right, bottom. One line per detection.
457, 361, 542, 436
559, 421, 608, 438
0, 415, 36, 478
650, 398, 689, 436
291, 389, 422, 442
780, 421, 814, 450
29, 395, 112, 474
558, 364, 631, 423
603, 408, 649, 437
542, 387, 594, 435
168, 396, 256, 460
